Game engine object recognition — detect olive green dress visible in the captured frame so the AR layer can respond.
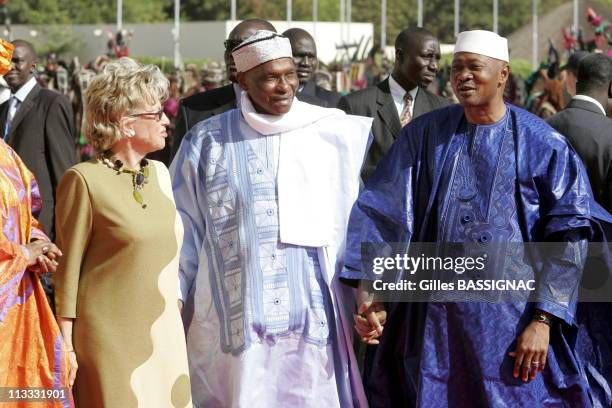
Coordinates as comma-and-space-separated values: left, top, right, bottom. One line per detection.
54, 159, 191, 408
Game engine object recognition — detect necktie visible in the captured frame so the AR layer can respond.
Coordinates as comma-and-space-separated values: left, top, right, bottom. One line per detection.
399, 92, 413, 127
4, 96, 20, 140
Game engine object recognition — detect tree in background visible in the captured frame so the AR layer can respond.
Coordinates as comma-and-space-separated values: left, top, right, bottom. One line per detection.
173, 0, 598, 47
175, 0, 229, 21
8, 0, 77, 55
5, 0, 612, 55
8, 0, 167, 55
10, 0, 167, 25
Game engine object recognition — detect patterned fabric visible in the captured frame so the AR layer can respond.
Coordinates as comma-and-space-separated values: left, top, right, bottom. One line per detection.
0, 39, 14, 75
183, 111, 332, 354
0, 140, 73, 407
341, 104, 612, 407
399, 92, 413, 127
231, 30, 293, 73
172, 109, 367, 407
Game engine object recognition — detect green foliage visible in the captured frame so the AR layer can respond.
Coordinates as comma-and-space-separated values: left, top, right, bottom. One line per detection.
7, 0, 167, 57
9, 0, 71, 25
32, 26, 82, 57
9, 0, 167, 24
133, 55, 213, 74
372, 0, 567, 45
178, 0, 230, 21
509, 58, 534, 80
6, 0, 607, 56
7, 0, 79, 56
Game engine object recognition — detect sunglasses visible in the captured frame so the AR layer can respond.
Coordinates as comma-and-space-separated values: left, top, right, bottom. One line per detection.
224, 39, 243, 51
128, 109, 164, 121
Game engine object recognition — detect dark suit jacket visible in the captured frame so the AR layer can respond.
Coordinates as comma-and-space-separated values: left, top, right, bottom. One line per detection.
0, 84, 75, 239
300, 79, 341, 107
547, 98, 612, 211
171, 83, 327, 160
338, 78, 450, 178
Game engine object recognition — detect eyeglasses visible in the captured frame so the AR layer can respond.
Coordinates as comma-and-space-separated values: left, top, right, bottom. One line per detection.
128, 109, 164, 121
224, 39, 242, 51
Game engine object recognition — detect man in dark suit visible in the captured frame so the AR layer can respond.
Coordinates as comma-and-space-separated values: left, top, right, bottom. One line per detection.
548, 53, 612, 211
1, 40, 75, 239
561, 50, 589, 98
283, 28, 341, 107
171, 19, 325, 161
338, 27, 449, 178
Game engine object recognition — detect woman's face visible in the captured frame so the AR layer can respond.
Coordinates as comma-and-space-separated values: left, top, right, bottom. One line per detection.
127, 100, 170, 154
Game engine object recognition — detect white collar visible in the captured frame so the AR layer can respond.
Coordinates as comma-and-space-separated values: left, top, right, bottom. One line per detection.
240, 91, 336, 135
388, 74, 418, 103
573, 95, 606, 115
233, 83, 243, 107
239, 90, 373, 248
232, 82, 242, 97
11, 76, 37, 103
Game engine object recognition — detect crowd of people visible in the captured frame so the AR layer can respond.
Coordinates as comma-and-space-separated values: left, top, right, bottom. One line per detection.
0, 15, 611, 408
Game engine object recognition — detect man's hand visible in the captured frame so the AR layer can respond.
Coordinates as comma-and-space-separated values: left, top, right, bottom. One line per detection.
508, 320, 550, 381
354, 300, 386, 344
354, 282, 386, 345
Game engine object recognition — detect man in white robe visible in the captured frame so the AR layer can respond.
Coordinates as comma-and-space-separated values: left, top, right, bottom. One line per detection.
170, 30, 372, 408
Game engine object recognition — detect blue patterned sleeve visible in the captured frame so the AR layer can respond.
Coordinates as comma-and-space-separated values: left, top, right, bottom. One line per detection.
170, 130, 207, 302
534, 137, 594, 325
535, 225, 589, 325
341, 126, 416, 283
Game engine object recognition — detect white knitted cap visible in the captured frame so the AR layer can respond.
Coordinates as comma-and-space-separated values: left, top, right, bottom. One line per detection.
454, 30, 509, 62
232, 30, 294, 73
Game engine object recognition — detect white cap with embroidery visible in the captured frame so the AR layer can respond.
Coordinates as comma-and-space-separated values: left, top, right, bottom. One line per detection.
232, 30, 294, 73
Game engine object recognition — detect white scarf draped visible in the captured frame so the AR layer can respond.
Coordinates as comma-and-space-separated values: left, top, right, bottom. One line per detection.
240, 92, 372, 248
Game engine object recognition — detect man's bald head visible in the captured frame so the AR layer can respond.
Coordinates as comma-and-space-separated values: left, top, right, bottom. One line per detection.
392, 27, 441, 90
284, 28, 314, 44
11, 40, 36, 60
5, 40, 37, 93
225, 19, 276, 83
394, 27, 437, 51
229, 19, 276, 41
576, 53, 611, 108
283, 28, 317, 84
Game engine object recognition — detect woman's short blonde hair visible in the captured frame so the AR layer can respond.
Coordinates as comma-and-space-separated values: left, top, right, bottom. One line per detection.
84, 57, 169, 152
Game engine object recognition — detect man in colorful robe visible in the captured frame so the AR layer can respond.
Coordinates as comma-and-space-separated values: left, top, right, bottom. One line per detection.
341, 30, 611, 407
171, 30, 372, 407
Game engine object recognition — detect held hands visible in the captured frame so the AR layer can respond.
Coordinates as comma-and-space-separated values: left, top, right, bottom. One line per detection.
24, 241, 62, 274
354, 283, 387, 345
508, 320, 550, 382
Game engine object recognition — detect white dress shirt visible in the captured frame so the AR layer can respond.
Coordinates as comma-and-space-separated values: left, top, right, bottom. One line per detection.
573, 94, 606, 115
11, 76, 38, 104
388, 74, 419, 118
4, 77, 37, 139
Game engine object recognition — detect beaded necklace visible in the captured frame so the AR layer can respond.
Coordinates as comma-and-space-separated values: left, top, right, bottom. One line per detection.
100, 151, 149, 209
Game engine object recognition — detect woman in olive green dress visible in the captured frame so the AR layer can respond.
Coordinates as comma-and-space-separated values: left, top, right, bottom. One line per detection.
54, 58, 191, 408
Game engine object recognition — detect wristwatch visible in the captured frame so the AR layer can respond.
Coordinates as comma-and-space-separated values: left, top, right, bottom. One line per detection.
532, 311, 553, 327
